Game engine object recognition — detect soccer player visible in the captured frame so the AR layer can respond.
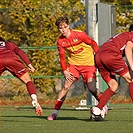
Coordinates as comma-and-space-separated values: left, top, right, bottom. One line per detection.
47, 16, 107, 120
90, 25, 133, 121
0, 37, 42, 116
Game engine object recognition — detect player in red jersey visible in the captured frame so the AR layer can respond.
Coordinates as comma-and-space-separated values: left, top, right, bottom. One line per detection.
0, 37, 42, 116
90, 25, 133, 121
47, 16, 108, 120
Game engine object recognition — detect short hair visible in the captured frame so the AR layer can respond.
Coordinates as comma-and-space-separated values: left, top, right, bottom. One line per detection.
55, 16, 69, 27
129, 24, 133, 32
0, 37, 5, 42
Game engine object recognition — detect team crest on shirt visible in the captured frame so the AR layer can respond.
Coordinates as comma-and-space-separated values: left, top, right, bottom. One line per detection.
66, 68, 70, 72
0, 42, 5, 47
0, 42, 6, 50
73, 38, 78, 42
62, 41, 67, 45
61, 41, 67, 47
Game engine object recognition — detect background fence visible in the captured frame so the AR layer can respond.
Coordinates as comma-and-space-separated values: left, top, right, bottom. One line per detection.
0, 0, 133, 105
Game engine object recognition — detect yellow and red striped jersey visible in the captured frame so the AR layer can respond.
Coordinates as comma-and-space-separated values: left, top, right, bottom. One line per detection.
57, 29, 98, 71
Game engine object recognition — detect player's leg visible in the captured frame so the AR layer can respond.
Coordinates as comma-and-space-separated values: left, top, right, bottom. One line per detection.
86, 77, 108, 118
92, 72, 133, 121
6, 57, 42, 116
90, 51, 117, 121
98, 52, 133, 106
79, 66, 107, 120
129, 82, 133, 101
91, 53, 130, 121
47, 65, 79, 120
47, 79, 74, 120
19, 72, 36, 96
91, 70, 133, 120
90, 77, 117, 121
86, 78, 101, 100
97, 78, 118, 110
82, 66, 103, 101
122, 71, 133, 101
6, 57, 38, 102
20, 72, 43, 116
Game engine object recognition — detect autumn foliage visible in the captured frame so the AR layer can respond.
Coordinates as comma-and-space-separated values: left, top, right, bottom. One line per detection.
0, 0, 133, 98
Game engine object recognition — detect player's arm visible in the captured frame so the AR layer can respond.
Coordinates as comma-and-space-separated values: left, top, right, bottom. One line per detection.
58, 42, 67, 71
10, 42, 35, 72
28, 64, 35, 72
125, 41, 133, 71
14, 45, 35, 72
58, 42, 74, 81
90, 39, 99, 53
81, 31, 98, 53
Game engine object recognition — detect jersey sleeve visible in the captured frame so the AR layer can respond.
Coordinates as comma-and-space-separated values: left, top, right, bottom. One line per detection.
80, 31, 98, 53
57, 40, 67, 71
9, 42, 31, 65
129, 32, 133, 43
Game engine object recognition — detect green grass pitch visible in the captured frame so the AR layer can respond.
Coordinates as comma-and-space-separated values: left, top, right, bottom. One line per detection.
0, 104, 133, 133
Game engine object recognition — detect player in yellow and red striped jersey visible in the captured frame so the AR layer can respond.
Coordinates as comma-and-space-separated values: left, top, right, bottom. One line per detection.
47, 16, 108, 120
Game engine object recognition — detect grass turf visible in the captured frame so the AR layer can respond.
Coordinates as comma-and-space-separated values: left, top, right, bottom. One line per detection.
0, 104, 133, 133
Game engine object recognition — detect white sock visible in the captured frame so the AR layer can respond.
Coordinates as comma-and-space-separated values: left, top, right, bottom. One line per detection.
31, 94, 37, 101
53, 110, 58, 115
57, 99, 62, 102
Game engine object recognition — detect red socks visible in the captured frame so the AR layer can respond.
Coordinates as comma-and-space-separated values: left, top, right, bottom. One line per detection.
129, 82, 133, 101
26, 81, 36, 95
96, 82, 133, 109
54, 99, 63, 110
97, 88, 114, 110
96, 94, 102, 101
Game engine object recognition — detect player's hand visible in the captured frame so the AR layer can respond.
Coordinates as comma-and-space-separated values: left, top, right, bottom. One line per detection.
28, 64, 35, 73
63, 70, 74, 82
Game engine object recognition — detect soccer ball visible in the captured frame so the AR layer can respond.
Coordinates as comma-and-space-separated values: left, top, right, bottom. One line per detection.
90, 106, 108, 119
101, 105, 108, 118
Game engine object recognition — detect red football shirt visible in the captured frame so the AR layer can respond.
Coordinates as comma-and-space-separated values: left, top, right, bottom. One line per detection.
57, 29, 98, 71
98, 32, 133, 55
0, 42, 30, 65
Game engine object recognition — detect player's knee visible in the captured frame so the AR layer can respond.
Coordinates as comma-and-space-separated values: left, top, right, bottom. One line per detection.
109, 82, 118, 92
63, 86, 70, 91
89, 88, 97, 96
63, 84, 71, 91
87, 80, 98, 96
20, 73, 32, 84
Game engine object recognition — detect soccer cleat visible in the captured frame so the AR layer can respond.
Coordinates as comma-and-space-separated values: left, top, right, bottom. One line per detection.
90, 113, 104, 121
90, 106, 104, 121
32, 100, 43, 116
47, 113, 57, 121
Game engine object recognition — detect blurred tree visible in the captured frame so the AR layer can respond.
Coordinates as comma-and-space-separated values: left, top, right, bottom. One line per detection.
0, 0, 86, 97
101, 0, 133, 33
0, 0, 132, 97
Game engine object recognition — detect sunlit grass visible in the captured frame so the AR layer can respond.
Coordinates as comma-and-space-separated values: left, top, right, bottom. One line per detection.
0, 104, 133, 133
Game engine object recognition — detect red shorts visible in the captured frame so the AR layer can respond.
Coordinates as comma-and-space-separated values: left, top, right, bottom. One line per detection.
0, 56, 27, 78
66, 65, 96, 83
95, 50, 129, 82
